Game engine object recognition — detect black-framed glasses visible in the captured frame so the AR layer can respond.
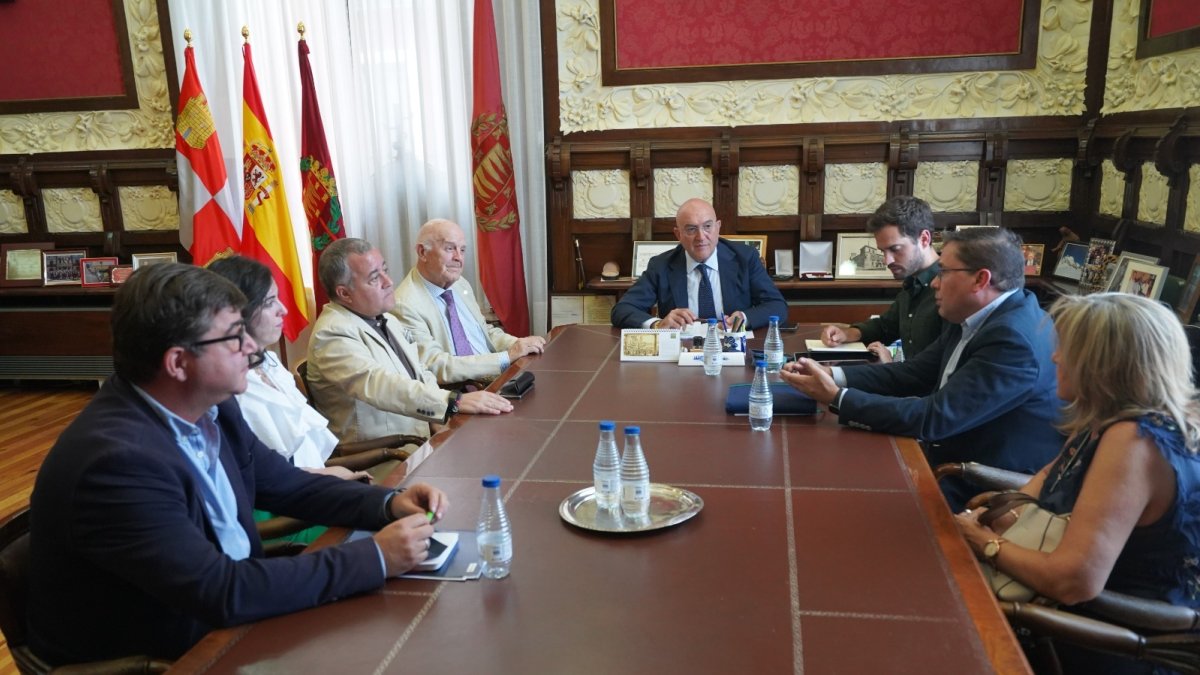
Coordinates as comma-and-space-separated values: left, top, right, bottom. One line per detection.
189, 327, 247, 354
935, 267, 978, 279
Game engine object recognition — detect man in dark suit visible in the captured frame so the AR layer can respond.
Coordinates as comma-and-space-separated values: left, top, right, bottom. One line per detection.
28, 263, 448, 665
782, 227, 1064, 510
611, 198, 787, 330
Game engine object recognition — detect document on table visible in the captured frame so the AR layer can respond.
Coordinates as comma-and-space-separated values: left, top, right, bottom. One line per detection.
804, 339, 870, 353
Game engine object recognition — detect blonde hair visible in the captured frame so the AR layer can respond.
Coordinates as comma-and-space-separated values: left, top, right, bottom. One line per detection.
1050, 292, 1200, 451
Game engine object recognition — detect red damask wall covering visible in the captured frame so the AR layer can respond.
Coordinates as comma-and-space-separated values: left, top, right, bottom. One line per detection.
0, 0, 126, 101
1147, 0, 1200, 38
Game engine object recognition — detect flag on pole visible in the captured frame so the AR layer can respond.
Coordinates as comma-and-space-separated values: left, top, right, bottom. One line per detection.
470, 0, 530, 337
240, 28, 309, 341
175, 30, 240, 267
297, 24, 345, 315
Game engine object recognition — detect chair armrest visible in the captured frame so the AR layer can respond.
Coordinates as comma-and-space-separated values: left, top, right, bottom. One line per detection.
53, 654, 172, 674
255, 516, 313, 542
933, 462, 1029, 491
333, 435, 424, 457
325, 447, 410, 472
1078, 589, 1200, 633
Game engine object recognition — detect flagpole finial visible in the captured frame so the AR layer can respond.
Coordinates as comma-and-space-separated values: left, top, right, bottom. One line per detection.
298, 22, 306, 39
241, 26, 250, 42
183, 29, 192, 46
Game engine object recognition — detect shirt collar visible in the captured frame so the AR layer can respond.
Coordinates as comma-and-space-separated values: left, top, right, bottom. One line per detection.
686, 250, 719, 274
130, 383, 219, 435
905, 260, 940, 291
420, 275, 453, 300
961, 288, 1018, 338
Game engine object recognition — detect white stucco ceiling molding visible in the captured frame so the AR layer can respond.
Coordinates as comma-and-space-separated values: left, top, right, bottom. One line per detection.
1103, 0, 1200, 114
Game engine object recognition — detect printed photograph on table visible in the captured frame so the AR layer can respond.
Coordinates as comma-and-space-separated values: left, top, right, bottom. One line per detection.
631, 241, 676, 278
1052, 241, 1089, 281
1021, 244, 1044, 276
80, 257, 119, 287
131, 251, 178, 270
0, 242, 54, 288
110, 265, 134, 285
1079, 238, 1117, 293
42, 250, 87, 286
722, 235, 768, 265
1116, 260, 1169, 301
1105, 253, 1158, 292
835, 233, 892, 279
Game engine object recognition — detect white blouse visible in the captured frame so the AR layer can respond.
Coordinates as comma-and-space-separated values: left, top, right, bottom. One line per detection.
237, 352, 338, 470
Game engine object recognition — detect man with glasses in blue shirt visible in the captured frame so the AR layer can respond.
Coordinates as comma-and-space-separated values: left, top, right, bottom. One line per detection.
781, 227, 1064, 510
611, 198, 787, 330
28, 263, 448, 666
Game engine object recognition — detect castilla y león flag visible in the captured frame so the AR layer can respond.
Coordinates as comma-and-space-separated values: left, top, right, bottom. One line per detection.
471, 0, 529, 337
175, 38, 240, 267
241, 34, 309, 341
298, 33, 345, 315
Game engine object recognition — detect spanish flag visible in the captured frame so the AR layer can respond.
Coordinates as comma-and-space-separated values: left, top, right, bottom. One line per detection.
240, 29, 309, 340
175, 32, 239, 267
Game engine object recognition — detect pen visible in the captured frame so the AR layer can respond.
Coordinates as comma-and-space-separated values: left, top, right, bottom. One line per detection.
720, 315, 727, 331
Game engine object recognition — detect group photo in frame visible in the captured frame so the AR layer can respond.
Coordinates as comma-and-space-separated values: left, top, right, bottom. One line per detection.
80, 257, 119, 287
835, 233, 891, 279
0, 242, 54, 288
630, 240, 675, 278
42, 250, 87, 286
1021, 244, 1045, 276
131, 252, 178, 270
1052, 241, 1089, 281
1115, 259, 1170, 300
722, 235, 768, 265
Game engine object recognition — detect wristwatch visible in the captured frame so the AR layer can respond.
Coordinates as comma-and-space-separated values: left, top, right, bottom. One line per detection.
827, 388, 846, 414
445, 391, 461, 419
983, 538, 1005, 564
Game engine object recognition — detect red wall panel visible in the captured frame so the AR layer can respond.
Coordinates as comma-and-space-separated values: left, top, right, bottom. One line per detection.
1147, 0, 1200, 39
0, 0, 126, 101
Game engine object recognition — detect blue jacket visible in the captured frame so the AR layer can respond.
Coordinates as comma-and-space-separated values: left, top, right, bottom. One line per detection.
611, 239, 787, 330
839, 290, 1065, 510
28, 376, 396, 664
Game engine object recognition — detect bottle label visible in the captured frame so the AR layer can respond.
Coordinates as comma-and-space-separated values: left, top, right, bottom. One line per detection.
481, 537, 512, 564
596, 476, 618, 493
749, 402, 772, 418
622, 483, 648, 501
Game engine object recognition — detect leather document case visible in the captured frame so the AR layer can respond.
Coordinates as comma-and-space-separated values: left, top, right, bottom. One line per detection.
725, 382, 817, 416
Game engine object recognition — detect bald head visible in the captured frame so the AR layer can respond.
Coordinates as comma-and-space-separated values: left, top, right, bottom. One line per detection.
673, 198, 721, 263
416, 218, 468, 288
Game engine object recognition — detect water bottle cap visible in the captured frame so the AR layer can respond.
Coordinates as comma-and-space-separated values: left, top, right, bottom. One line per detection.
623, 426, 640, 435
756, 360, 766, 368
769, 315, 779, 322
481, 474, 500, 488
707, 318, 717, 325
598, 420, 615, 431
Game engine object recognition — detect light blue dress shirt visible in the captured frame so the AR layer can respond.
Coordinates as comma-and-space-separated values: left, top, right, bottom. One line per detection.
420, 276, 509, 371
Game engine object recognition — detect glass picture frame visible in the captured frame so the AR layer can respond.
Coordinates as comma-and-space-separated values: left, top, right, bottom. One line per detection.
631, 241, 675, 278
835, 233, 891, 279
1115, 259, 1169, 301
1052, 241, 1089, 281
42, 250, 87, 286
80, 257, 119, 287
1021, 244, 1045, 276
131, 251, 178, 270
0, 242, 54, 288
722, 235, 768, 265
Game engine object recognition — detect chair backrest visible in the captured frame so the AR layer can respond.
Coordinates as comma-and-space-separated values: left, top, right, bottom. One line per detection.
294, 359, 316, 408
1185, 325, 1200, 385
0, 508, 52, 674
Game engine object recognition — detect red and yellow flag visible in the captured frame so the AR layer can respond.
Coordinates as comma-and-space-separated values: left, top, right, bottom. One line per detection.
175, 34, 239, 267
241, 32, 309, 341
298, 29, 345, 315
470, 0, 530, 336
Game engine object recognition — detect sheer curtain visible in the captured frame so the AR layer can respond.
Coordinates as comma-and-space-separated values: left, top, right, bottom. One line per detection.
164, 0, 547, 340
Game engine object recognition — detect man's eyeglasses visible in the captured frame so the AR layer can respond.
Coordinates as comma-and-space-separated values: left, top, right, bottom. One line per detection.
189, 326, 248, 354
679, 221, 717, 237
935, 267, 978, 279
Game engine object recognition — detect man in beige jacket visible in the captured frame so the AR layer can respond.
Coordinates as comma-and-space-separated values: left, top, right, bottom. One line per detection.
392, 219, 544, 384
307, 238, 511, 443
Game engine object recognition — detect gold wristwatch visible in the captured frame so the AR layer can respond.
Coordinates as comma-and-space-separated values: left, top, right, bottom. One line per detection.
983, 538, 1005, 564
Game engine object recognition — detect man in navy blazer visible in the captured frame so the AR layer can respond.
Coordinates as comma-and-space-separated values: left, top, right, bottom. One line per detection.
611, 198, 787, 330
781, 228, 1064, 510
28, 264, 448, 665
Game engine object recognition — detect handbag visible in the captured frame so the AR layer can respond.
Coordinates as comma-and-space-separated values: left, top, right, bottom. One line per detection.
977, 492, 1070, 602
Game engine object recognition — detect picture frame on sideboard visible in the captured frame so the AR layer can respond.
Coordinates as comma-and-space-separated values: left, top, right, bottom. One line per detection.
0, 242, 54, 288
42, 249, 87, 286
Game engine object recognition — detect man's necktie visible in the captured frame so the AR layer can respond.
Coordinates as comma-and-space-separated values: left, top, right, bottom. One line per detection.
442, 289, 476, 356
376, 315, 417, 379
697, 264, 716, 320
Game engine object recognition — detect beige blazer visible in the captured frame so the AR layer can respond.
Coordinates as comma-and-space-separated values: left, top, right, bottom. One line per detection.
307, 301, 449, 443
390, 267, 517, 384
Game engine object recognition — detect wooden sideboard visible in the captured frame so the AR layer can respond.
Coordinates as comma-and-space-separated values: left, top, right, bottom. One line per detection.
0, 287, 115, 381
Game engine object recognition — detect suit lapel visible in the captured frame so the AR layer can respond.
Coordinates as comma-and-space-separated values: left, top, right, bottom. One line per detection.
716, 241, 739, 308
668, 250, 689, 313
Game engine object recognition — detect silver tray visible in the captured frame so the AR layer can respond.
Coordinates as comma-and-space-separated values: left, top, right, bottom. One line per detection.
559, 483, 703, 533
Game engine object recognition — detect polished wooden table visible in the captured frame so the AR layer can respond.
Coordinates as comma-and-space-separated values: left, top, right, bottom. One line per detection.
172, 325, 1029, 674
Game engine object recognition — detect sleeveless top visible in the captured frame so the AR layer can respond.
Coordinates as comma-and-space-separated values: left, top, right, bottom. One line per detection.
1039, 413, 1200, 606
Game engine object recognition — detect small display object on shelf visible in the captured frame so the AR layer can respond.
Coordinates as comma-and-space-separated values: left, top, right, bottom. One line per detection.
42, 250, 87, 286
722, 235, 767, 265
131, 252, 178, 270
80, 257, 120, 287
835, 233, 892, 279
773, 249, 795, 279
1021, 244, 1045, 276
1177, 258, 1200, 324
955, 224, 998, 230
1079, 238, 1117, 294
1105, 253, 1159, 292
798, 241, 833, 278
0, 242, 54, 288
631, 241, 675, 278
1115, 259, 1169, 301
1052, 241, 1089, 281
110, 265, 135, 285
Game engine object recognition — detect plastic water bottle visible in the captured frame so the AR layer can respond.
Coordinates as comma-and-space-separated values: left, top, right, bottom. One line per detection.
888, 339, 905, 363
749, 360, 774, 431
764, 315, 785, 374
703, 318, 723, 376
592, 420, 621, 510
476, 475, 512, 579
619, 426, 650, 519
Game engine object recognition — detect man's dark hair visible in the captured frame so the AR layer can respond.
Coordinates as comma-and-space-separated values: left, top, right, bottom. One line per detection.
207, 256, 273, 325
318, 237, 374, 300
866, 196, 935, 242
112, 263, 246, 384
942, 227, 1026, 292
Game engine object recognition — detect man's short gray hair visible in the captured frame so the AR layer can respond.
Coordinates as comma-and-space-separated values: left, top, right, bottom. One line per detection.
318, 237, 374, 299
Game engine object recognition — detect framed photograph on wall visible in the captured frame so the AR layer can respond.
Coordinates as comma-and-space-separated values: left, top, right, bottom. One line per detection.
0, 242, 54, 288
1116, 259, 1169, 301
1021, 244, 1045, 276
835, 233, 892, 279
131, 252, 178, 270
80, 257, 119, 287
1052, 241, 1089, 281
723, 235, 768, 265
42, 250, 87, 286
631, 241, 675, 278
1178, 257, 1200, 324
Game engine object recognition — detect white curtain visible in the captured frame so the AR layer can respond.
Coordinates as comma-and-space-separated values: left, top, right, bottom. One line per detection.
164, 0, 548, 342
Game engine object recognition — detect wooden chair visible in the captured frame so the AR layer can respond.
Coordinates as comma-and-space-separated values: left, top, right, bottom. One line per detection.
0, 509, 172, 674
936, 462, 1200, 673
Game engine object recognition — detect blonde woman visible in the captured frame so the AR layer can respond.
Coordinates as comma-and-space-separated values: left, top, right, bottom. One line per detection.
956, 292, 1200, 673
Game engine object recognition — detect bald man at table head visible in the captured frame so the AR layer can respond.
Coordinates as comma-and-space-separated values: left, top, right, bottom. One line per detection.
610, 198, 787, 331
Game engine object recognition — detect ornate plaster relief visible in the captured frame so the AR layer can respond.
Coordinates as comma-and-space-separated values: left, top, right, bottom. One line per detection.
914, 161, 979, 212
737, 165, 799, 216
824, 163, 888, 215
571, 170, 630, 219
119, 185, 180, 231
1004, 158, 1072, 211
1099, 159, 1124, 217
43, 188, 103, 233
1136, 162, 1168, 226
654, 167, 713, 218
1186, 165, 1200, 234
1102, 0, 1200, 114
0, 191, 29, 234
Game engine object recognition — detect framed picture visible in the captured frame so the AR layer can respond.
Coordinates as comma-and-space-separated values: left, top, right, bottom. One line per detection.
1052, 241, 1089, 281
1105, 253, 1154, 292
1116, 259, 1169, 301
955, 224, 999, 230
0, 242, 54, 288
80, 257, 119, 287
1079, 237, 1117, 292
835, 233, 892, 279
1178, 257, 1200, 324
798, 241, 833, 276
773, 249, 795, 278
723, 235, 768, 265
110, 264, 135, 285
131, 251, 178, 270
1021, 244, 1045, 276
631, 241, 675, 278
42, 250, 87, 286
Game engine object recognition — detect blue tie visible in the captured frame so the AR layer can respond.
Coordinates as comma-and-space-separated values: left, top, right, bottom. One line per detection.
697, 264, 716, 320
